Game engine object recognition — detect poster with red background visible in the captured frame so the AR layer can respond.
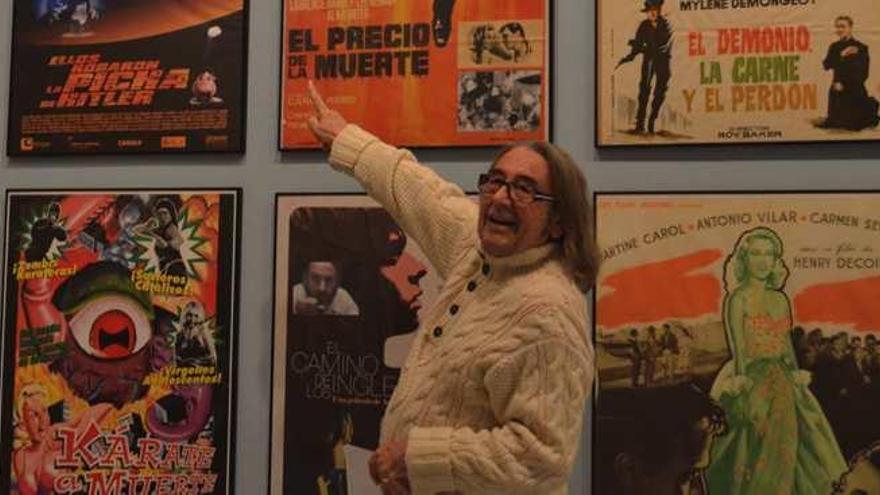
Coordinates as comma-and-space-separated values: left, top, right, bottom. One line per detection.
1, 189, 241, 495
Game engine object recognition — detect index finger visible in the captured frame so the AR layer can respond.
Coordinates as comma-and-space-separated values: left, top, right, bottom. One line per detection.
308, 80, 330, 116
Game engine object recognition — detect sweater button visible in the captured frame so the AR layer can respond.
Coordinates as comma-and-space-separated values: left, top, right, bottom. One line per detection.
450, 304, 459, 315
467, 281, 477, 292
433, 326, 443, 337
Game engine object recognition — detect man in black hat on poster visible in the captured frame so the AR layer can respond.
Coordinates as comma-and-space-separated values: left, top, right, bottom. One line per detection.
617, 0, 673, 134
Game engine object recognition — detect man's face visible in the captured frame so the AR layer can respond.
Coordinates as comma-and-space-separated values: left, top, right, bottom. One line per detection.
646, 8, 660, 22
380, 252, 427, 314
478, 146, 557, 257
304, 262, 340, 306
194, 72, 218, 96
835, 20, 852, 39
156, 208, 173, 227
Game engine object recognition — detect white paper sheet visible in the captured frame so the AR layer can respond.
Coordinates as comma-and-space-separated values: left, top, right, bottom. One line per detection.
344, 445, 382, 495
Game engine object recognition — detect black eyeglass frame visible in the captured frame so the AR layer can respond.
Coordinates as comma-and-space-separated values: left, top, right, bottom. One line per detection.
477, 173, 556, 204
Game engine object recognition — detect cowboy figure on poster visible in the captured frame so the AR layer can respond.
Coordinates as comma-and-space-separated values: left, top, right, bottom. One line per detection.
617, 0, 673, 135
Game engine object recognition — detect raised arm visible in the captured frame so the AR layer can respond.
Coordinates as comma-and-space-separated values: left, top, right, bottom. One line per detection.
307, 82, 477, 277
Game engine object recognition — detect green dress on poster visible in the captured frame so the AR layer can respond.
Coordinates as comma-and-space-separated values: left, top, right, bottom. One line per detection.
706, 227, 847, 494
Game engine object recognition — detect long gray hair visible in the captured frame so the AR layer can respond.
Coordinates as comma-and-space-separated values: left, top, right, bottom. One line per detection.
493, 142, 600, 292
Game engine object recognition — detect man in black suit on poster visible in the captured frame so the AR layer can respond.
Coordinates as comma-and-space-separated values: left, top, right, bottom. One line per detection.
820, 16, 880, 131
617, 0, 673, 134
432, 0, 456, 47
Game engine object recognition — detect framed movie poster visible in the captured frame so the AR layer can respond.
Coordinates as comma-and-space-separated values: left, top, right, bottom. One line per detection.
0, 189, 242, 494
596, 0, 880, 146
280, 1, 551, 149
594, 191, 880, 494
7, 0, 249, 155
271, 194, 448, 495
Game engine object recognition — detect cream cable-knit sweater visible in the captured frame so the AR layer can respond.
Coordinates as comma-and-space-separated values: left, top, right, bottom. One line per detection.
329, 125, 594, 495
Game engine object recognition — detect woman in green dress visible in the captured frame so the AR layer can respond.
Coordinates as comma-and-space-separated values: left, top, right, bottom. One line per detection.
706, 227, 847, 494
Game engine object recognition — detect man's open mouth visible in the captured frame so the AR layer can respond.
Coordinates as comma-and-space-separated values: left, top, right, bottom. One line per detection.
488, 214, 518, 229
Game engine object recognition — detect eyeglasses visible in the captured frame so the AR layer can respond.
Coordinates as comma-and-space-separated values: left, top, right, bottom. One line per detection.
478, 173, 556, 204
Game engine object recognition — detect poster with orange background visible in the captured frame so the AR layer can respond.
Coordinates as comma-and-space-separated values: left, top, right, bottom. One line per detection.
594, 192, 880, 494
280, 0, 550, 149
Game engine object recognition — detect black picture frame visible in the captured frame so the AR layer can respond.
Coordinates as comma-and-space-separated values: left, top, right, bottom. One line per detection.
278, 0, 554, 151
269, 191, 479, 495
591, 189, 880, 495
593, 0, 880, 149
0, 187, 242, 494
6, 1, 251, 156
269, 193, 423, 495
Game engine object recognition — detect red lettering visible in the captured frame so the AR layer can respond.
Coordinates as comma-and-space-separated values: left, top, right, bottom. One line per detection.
62, 73, 94, 93
103, 435, 134, 467
87, 470, 125, 495
56, 422, 103, 468
137, 438, 163, 469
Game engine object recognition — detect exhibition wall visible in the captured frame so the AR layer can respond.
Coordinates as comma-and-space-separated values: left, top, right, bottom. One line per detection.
2, 0, 880, 493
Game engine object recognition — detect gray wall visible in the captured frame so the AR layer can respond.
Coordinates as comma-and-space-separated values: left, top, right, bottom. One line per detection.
2, 0, 880, 493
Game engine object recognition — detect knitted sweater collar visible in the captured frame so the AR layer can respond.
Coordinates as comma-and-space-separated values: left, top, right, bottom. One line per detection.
480, 243, 557, 275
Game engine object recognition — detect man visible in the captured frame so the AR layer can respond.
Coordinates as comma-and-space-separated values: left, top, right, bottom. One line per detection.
306, 81, 597, 494
627, 328, 643, 388
25, 202, 67, 262
866, 335, 880, 388
34, 0, 103, 24
850, 336, 868, 378
292, 261, 360, 316
820, 16, 880, 131
659, 323, 679, 383
814, 332, 863, 456
145, 199, 186, 277
432, 0, 456, 47
642, 325, 660, 387
470, 22, 531, 65
595, 384, 727, 495
617, 0, 673, 134
499, 22, 530, 63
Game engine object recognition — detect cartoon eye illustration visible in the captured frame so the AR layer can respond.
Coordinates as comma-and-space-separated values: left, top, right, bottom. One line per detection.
68, 295, 152, 359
